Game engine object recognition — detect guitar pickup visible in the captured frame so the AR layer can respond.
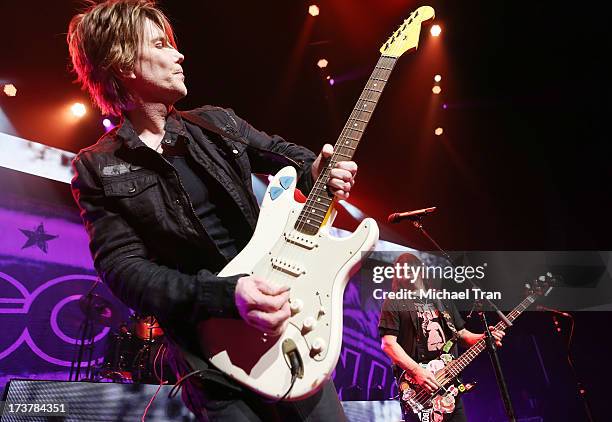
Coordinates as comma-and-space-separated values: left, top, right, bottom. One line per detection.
284, 232, 317, 250
271, 257, 305, 277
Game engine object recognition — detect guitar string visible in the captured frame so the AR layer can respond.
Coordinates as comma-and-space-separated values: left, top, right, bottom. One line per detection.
411, 309, 525, 406
409, 318, 509, 407
285, 55, 393, 276
408, 296, 534, 404
255, 55, 395, 390
409, 302, 529, 407
294, 55, 393, 234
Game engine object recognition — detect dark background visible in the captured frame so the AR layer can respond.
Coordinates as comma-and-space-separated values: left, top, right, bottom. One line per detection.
1, 0, 610, 251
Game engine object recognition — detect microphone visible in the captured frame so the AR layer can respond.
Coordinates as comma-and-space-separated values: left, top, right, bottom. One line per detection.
387, 207, 437, 224
536, 305, 572, 318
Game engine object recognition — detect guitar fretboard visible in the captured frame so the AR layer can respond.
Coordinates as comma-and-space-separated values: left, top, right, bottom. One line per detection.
438, 295, 536, 381
294, 55, 398, 235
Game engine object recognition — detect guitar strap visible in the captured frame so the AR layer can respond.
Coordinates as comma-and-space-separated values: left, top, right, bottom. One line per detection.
437, 299, 460, 354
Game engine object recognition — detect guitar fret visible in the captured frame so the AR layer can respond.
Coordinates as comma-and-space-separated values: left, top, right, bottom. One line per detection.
304, 203, 330, 213
296, 52, 398, 230
436, 294, 539, 387
295, 220, 322, 229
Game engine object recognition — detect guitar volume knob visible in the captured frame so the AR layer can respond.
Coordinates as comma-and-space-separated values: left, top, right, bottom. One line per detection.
311, 338, 326, 354
302, 316, 316, 332
290, 299, 304, 314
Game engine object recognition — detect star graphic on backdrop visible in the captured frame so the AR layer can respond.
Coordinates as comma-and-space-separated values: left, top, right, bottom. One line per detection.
19, 223, 59, 253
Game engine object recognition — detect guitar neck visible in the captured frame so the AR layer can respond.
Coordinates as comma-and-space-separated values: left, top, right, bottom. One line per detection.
441, 295, 537, 380
294, 55, 398, 235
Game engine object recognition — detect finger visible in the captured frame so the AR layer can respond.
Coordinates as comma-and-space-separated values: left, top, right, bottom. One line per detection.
327, 178, 351, 192
329, 168, 354, 182
255, 279, 290, 296
329, 189, 349, 200
321, 143, 334, 158
248, 306, 290, 332
251, 290, 290, 313
426, 380, 438, 391
334, 161, 358, 175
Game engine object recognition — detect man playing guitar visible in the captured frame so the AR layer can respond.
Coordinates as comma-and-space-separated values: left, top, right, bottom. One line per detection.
378, 253, 505, 422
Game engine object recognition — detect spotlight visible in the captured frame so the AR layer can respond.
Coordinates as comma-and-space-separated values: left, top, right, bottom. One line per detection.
434, 74, 442, 82
432, 86, 441, 94
102, 118, 112, 128
308, 5, 319, 17
329, 78, 335, 86
3, 84, 17, 97
317, 59, 328, 69
430, 25, 441, 37
434, 127, 444, 136
71, 103, 87, 118
442, 103, 448, 109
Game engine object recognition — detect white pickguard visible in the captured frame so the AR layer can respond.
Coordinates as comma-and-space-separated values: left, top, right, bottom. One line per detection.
197, 166, 379, 400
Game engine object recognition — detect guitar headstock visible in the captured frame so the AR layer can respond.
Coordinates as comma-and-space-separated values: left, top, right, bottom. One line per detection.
525, 273, 556, 297
380, 6, 436, 58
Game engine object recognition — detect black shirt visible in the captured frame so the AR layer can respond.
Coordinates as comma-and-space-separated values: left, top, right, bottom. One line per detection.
378, 298, 465, 364
162, 137, 240, 261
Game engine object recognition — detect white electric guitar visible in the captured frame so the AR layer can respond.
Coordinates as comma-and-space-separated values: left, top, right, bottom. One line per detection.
197, 6, 436, 400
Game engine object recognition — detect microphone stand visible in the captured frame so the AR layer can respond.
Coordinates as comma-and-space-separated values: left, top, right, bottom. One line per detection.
409, 216, 517, 422
549, 312, 594, 422
69, 278, 100, 382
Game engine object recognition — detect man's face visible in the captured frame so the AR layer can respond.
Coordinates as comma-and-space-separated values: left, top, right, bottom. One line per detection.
125, 18, 187, 105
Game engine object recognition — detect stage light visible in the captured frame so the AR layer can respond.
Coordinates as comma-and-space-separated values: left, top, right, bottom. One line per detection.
329, 78, 335, 86
71, 103, 86, 117
337, 200, 366, 221
317, 59, 328, 69
442, 103, 448, 109
102, 118, 112, 128
430, 25, 441, 37
309, 5, 319, 17
435, 127, 444, 136
432, 86, 441, 94
434, 74, 442, 82
3, 84, 17, 97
